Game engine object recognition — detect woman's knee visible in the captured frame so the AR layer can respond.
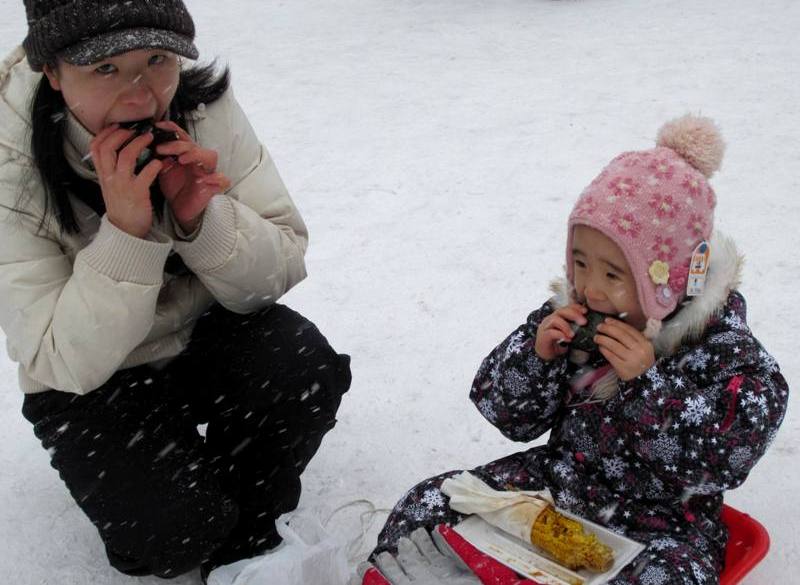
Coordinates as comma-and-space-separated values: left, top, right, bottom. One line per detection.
199, 303, 352, 400
236, 305, 351, 417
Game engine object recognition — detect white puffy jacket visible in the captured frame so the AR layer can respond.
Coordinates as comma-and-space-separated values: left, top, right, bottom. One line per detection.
0, 47, 308, 394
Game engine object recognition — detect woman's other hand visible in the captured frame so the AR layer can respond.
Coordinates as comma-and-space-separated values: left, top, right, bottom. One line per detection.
154, 120, 231, 234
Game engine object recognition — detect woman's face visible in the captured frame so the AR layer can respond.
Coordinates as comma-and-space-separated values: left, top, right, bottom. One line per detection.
571, 225, 647, 330
43, 49, 181, 135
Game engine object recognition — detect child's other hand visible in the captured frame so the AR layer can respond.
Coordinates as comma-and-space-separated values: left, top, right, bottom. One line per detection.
535, 304, 587, 361
595, 318, 655, 381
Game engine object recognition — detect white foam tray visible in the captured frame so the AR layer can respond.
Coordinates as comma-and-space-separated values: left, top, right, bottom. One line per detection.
453, 512, 645, 585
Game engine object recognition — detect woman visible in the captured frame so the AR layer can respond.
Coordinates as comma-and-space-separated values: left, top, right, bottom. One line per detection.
0, 0, 351, 579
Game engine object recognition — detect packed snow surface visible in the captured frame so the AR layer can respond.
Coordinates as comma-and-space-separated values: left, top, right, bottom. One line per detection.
1, 1, 797, 583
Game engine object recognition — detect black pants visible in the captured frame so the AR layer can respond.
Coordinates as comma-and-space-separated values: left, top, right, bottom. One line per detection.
22, 303, 351, 579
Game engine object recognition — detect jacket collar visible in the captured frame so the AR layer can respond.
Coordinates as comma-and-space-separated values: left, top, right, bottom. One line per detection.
550, 230, 744, 357
64, 111, 98, 179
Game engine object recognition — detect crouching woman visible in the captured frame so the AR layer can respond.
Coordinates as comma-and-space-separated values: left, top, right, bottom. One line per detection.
0, 0, 351, 578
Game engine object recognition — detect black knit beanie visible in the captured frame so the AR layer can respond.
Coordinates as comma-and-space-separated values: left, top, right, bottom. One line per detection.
23, 0, 199, 72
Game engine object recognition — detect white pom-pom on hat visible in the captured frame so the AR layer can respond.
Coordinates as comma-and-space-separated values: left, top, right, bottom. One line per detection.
656, 114, 725, 177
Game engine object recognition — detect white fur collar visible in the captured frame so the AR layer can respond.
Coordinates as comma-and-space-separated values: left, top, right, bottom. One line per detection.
549, 231, 743, 357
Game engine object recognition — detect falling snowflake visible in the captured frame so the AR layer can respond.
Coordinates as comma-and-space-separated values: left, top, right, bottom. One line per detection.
597, 502, 618, 523
683, 478, 725, 496
513, 422, 537, 437
680, 395, 712, 425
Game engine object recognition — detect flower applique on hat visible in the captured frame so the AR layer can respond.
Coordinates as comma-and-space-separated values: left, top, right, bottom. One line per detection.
567, 114, 725, 330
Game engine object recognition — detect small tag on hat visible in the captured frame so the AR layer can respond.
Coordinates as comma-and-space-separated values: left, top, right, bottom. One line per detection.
687, 241, 710, 296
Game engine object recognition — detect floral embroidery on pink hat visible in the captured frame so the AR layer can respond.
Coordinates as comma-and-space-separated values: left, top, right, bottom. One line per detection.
649, 157, 676, 180
651, 236, 678, 262
648, 193, 682, 218
608, 176, 640, 198
610, 212, 642, 238
669, 263, 690, 295
620, 152, 646, 167
687, 213, 708, 237
681, 174, 704, 199
575, 195, 599, 216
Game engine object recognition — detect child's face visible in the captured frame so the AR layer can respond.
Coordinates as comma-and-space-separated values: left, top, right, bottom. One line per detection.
43, 49, 181, 135
571, 225, 647, 330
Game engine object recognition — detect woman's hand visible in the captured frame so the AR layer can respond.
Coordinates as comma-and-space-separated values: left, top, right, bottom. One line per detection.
535, 304, 588, 361
90, 124, 163, 239
154, 121, 231, 234
595, 318, 656, 381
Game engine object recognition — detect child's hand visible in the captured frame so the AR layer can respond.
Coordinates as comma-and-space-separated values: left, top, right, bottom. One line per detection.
535, 304, 588, 361
594, 318, 655, 381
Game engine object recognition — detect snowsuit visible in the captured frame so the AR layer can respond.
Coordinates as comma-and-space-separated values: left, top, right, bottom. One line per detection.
0, 47, 351, 576
375, 233, 788, 585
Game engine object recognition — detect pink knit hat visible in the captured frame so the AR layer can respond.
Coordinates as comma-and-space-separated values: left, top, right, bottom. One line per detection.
566, 115, 725, 323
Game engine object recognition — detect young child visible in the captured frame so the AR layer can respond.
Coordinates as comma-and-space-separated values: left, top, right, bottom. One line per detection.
0, 0, 351, 580
373, 115, 788, 584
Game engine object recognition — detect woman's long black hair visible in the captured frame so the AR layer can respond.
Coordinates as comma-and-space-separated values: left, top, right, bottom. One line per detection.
22, 60, 230, 234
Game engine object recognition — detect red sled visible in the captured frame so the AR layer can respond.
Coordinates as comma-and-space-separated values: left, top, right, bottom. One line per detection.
363, 505, 769, 585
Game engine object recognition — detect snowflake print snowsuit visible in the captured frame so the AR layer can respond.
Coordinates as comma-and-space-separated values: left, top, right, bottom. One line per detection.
374, 233, 788, 585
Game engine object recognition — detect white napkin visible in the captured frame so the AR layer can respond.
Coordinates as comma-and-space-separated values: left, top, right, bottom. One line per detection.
440, 472, 553, 543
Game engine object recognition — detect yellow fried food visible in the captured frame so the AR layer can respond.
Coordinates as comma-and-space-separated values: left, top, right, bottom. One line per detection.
530, 506, 614, 572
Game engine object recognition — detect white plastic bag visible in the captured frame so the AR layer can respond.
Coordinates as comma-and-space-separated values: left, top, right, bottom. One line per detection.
207, 511, 351, 585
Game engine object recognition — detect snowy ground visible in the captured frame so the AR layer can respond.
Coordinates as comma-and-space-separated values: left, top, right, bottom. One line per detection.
1, 0, 798, 583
